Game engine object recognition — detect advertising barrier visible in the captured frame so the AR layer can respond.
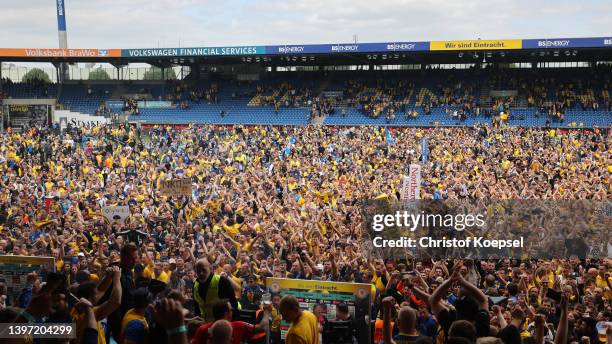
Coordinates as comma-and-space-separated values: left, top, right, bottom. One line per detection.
0, 36, 610, 60
0, 48, 120, 58
266, 278, 372, 341
523, 37, 612, 49
266, 41, 430, 54
54, 110, 109, 128
122, 46, 266, 58
137, 100, 174, 109
430, 39, 522, 51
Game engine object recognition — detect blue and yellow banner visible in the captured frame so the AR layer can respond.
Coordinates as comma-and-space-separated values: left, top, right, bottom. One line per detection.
430, 39, 522, 51
2, 36, 611, 60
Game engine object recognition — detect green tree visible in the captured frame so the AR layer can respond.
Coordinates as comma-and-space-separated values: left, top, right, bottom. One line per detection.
88, 68, 111, 80
143, 67, 177, 80
21, 68, 51, 83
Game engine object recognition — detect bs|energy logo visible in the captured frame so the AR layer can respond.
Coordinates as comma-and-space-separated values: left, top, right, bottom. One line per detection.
387, 43, 416, 51
331, 45, 359, 52
537, 40, 570, 47
278, 46, 304, 53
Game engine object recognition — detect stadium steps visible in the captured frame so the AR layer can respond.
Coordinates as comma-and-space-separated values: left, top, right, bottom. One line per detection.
247, 95, 263, 106
405, 87, 415, 105
311, 114, 326, 125
479, 84, 492, 107
415, 88, 438, 106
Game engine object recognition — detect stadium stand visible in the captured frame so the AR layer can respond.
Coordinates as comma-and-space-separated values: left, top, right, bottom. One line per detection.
2, 66, 609, 127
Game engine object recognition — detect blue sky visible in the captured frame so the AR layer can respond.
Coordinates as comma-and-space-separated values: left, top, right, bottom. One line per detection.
0, 0, 610, 48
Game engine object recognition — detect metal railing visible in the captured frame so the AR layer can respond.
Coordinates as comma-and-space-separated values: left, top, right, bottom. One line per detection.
0, 65, 187, 82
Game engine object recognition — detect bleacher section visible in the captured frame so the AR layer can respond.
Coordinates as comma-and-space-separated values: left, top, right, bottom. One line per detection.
58, 84, 114, 115
323, 107, 611, 127
1, 68, 610, 127
1, 82, 58, 99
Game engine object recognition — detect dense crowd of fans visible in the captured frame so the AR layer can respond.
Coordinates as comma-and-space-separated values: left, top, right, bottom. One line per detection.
121, 98, 139, 115
341, 80, 413, 120
95, 103, 111, 117
256, 83, 316, 111
0, 121, 609, 344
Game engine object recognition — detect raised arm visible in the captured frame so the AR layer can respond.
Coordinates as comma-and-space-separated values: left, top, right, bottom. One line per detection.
534, 314, 546, 344
382, 296, 397, 344
429, 264, 461, 316
95, 269, 113, 301
94, 266, 122, 320
493, 305, 508, 329
410, 284, 432, 305
553, 295, 568, 344
458, 271, 489, 309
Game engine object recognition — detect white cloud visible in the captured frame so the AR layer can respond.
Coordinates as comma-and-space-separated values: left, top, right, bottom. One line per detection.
0, 0, 610, 48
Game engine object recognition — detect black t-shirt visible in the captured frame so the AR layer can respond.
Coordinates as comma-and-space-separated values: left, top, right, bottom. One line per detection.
437, 307, 490, 340
392, 333, 429, 344
104, 269, 135, 340
497, 324, 521, 344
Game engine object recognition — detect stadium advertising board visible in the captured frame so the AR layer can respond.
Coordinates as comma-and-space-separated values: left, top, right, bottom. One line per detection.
523, 37, 612, 49
54, 110, 110, 128
266, 278, 372, 341
0, 256, 55, 303
1, 36, 611, 61
122, 46, 266, 57
266, 41, 429, 54
0, 48, 120, 58
137, 100, 174, 109
430, 39, 522, 51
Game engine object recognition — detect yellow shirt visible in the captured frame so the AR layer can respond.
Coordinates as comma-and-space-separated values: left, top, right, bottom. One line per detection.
596, 275, 612, 299
148, 270, 170, 283
159, 270, 171, 283
286, 310, 320, 344
143, 265, 154, 279
373, 272, 386, 293
535, 271, 555, 285
70, 306, 106, 344
224, 223, 241, 237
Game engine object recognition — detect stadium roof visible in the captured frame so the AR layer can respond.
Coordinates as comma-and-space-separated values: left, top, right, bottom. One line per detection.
0, 36, 611, 65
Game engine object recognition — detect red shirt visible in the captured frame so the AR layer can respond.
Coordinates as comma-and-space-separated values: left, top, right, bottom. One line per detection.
191, 321, 255, 344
